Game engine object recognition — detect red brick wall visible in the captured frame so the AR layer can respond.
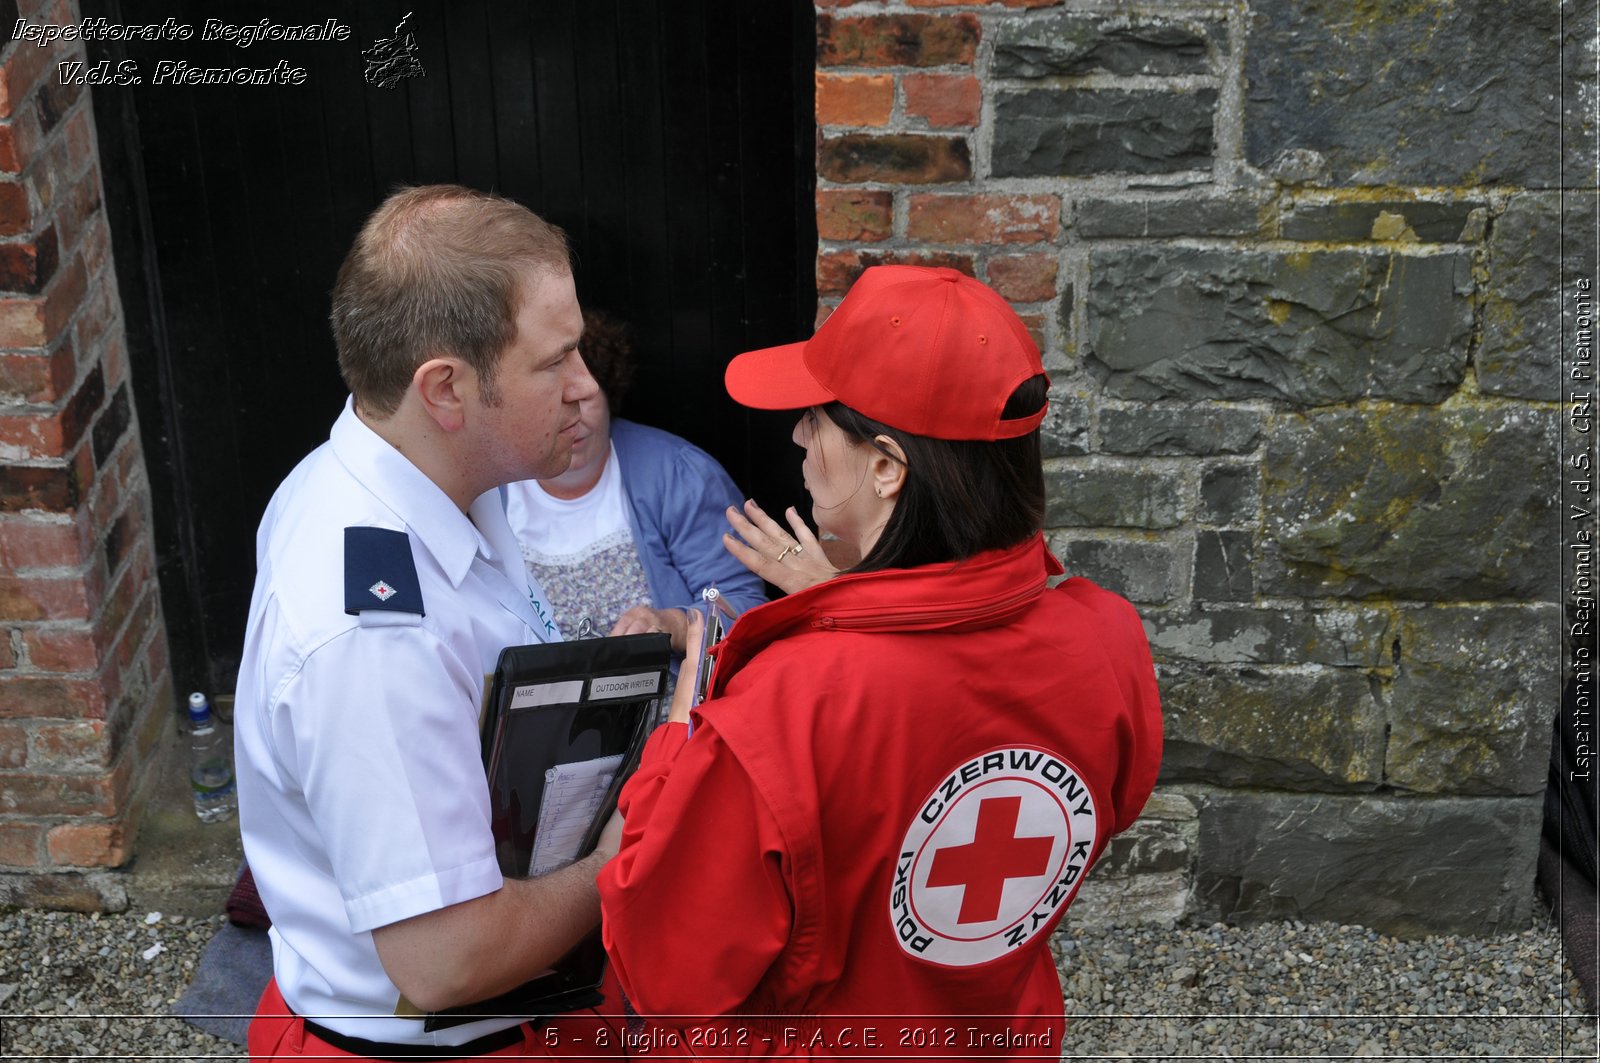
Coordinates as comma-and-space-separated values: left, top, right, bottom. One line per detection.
0, 0, 171, 906
814, 0, 1062, 349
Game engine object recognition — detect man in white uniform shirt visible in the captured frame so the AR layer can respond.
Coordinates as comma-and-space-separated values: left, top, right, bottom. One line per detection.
235, 185, 614, 1059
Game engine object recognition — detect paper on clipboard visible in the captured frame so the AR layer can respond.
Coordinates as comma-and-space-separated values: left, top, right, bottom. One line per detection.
528, 753, 624, 876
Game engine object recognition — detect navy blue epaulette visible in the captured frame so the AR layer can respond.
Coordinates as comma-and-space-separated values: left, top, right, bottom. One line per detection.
344, 527, 425, 617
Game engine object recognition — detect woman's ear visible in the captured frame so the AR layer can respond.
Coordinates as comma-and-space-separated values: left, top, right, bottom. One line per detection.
870, 434, 908, 500
413, 357, 467, 432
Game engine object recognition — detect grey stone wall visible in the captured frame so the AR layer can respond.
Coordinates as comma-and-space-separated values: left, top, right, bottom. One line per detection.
816, 0, 1590, 935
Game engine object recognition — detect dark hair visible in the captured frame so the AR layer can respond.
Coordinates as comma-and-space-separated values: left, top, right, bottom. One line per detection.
331, 184, 572, 417
579, 309, 633, 415
824, 374, 1048, 572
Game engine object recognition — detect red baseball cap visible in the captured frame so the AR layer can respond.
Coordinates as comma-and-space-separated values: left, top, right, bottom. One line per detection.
724, 265, 1049, 441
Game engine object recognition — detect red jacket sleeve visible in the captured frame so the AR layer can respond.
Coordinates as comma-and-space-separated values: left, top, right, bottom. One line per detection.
598, 720, 792, 1018
1056, 578, 1164, 833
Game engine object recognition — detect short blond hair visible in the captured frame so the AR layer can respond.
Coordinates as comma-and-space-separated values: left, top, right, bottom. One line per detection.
331, 185, 571, 416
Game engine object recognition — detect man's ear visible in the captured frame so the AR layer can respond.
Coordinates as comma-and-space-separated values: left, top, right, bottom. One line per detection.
413, 357, 468, 432
870, 434, 908, 501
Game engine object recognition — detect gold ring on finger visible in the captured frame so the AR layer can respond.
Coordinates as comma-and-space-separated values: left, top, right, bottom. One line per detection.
776, 545, 795, 562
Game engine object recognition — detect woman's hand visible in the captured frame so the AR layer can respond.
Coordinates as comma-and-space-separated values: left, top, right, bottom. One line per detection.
611, 605, 691, 652
723, 500, 839, 595
666, 608, 705, 725
593, 808, 625, 861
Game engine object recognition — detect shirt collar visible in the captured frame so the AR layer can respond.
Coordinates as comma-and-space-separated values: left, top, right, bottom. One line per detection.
329, 397, 495, 588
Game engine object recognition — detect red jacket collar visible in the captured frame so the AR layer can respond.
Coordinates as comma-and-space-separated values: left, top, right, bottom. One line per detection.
709, 533, 1063, 694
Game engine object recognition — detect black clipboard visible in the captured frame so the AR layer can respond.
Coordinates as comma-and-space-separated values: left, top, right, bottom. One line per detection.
419, 632, 670, 1032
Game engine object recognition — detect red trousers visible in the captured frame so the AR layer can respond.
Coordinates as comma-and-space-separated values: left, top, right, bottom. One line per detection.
249, 972, 627, 1060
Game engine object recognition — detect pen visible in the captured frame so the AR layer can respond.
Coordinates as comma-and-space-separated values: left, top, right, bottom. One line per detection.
687, 586, 740, 733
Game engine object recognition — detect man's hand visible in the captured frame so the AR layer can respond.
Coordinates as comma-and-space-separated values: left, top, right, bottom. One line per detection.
722, 500, 839, 595
372, 855, 604, 1014
611, 605, 690, 652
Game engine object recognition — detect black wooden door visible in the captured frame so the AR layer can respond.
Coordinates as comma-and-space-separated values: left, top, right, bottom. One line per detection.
86, 0, 816, 695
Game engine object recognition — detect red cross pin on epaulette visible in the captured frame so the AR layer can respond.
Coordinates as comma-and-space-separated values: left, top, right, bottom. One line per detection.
344, 527, 425, 617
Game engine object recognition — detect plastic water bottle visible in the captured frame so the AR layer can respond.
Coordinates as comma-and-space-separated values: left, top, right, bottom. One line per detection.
188, 692, 236, 823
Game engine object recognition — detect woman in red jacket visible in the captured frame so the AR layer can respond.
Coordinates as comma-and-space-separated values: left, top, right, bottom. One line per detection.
597, 266, 1163, 1058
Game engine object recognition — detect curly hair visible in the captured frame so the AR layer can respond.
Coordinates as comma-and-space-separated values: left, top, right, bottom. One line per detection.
579, 308, 634, 415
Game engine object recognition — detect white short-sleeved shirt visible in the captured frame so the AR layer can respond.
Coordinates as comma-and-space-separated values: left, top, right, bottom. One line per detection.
234, 398, 559, 1046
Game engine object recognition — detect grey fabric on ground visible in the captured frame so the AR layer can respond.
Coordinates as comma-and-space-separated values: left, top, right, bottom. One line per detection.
171, 920, 272, 1046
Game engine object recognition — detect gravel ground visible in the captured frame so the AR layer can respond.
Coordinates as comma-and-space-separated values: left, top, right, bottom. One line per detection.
1, 908, 228, 1059
1, 907, 1596, 1059
1053, 919, 1597, 1060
